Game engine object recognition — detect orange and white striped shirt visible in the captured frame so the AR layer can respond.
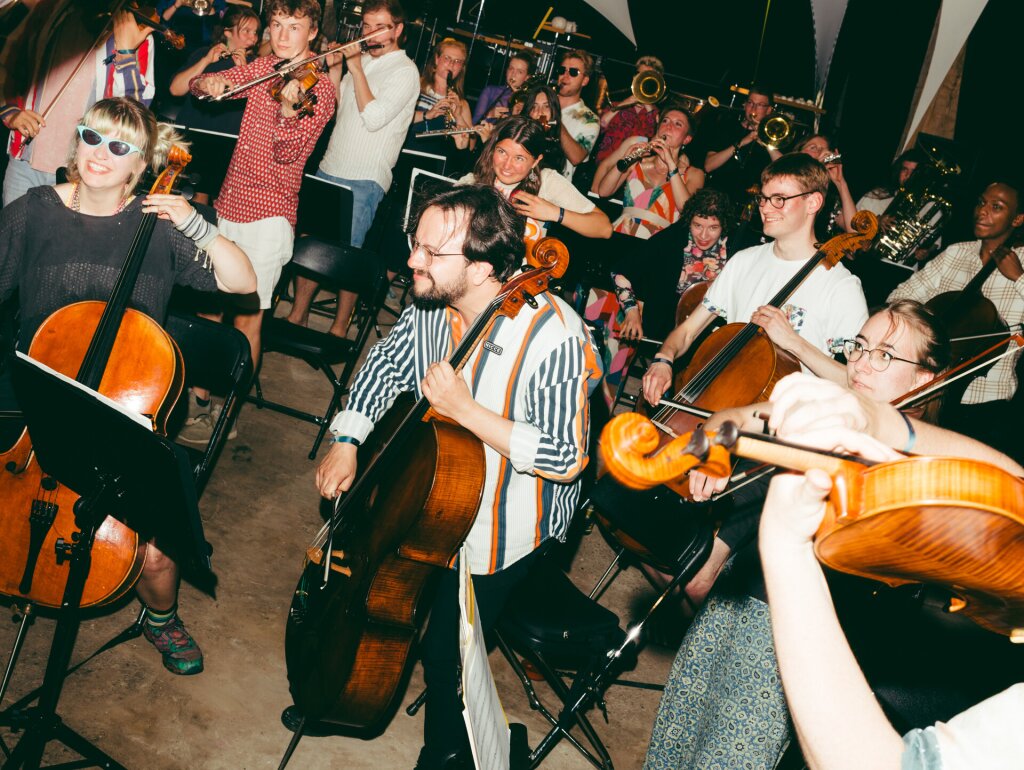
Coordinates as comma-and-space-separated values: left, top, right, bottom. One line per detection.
331, 292, 602, 574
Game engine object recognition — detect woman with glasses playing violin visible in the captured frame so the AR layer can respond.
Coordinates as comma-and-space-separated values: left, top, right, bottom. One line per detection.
169, 5, 261, 137
645, 328, 1024, 770
0, 96, 256, 676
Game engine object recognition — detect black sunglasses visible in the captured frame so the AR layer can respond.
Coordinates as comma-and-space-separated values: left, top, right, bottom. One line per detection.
557, 66, 581, 77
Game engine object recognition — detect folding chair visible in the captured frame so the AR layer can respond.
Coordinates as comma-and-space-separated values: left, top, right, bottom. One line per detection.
249, 235, 387, 459
164, 312, 253, 493
495, 482, 715, 769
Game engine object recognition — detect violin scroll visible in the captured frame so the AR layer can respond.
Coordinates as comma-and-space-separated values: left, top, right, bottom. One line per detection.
148, 145, 192, 195
599, 413, 732, 492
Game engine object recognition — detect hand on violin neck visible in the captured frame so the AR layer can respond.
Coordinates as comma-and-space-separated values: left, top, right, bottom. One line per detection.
421, 362, 474, 423
112, 10, 149, 53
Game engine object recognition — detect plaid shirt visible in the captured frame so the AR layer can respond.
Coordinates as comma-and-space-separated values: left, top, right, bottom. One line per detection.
190, 56, 335, 226
888, 239, 1024, 404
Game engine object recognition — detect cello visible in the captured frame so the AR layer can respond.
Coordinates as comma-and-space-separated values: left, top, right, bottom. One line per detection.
600, 412, 1024, 638
0, 148, 191, 609
284, 239, 570, 732
638, 211, 876, 495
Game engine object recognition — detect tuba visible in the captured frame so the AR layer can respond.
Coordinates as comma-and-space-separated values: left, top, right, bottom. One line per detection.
874, 143, 960, 264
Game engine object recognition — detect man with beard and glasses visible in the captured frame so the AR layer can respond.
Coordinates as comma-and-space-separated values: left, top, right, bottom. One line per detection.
309, 184, 601, 768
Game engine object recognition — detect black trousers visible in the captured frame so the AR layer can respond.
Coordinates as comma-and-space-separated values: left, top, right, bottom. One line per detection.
417, 547, 544, 766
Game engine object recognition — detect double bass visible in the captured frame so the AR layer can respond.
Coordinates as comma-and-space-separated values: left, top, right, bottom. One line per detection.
0, 149, 191, 608
284, 239, 570, 731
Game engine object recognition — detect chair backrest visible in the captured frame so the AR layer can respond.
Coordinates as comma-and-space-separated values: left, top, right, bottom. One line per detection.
296, 173, 353, 246
164, 313, 253, 397
164, 312, 253, 492
288, 236, 383, 297
404, 168, 457, 232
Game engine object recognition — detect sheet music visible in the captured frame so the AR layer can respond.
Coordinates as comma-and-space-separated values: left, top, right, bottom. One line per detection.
458, 546, 511, 769
15, 352, 153, 431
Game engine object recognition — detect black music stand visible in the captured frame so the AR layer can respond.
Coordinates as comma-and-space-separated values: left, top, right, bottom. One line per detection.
2, 354, 210, 770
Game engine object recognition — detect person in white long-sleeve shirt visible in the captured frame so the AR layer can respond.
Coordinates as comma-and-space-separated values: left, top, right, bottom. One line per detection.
287, 0, 419, 336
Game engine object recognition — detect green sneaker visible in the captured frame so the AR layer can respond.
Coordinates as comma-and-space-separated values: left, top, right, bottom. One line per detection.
142, 615, 204, 675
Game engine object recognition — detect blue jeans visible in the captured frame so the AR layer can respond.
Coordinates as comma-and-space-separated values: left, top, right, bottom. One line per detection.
3, 158, 56, 207
314, 170, 385, 248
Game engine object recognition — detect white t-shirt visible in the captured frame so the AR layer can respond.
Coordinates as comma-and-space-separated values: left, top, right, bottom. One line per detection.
703, 241, 868, 356
856, 191, 893, 217
902, 684, 1024, 770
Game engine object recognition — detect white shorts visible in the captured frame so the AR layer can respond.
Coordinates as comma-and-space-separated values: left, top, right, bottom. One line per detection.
218, 216, 294, 310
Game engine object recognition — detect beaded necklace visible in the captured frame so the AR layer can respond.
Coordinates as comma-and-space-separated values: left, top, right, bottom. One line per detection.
69, 182, 129, 215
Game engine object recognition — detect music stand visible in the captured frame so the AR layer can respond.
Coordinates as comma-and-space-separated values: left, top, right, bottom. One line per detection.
2, 354, 210, 769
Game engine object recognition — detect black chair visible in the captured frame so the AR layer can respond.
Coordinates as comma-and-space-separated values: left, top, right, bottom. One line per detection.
495, 481, 716, 769
250, 235, 387, 459
164, 312, 253, 493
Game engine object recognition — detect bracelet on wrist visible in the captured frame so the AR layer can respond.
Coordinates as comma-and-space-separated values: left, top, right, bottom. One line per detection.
556, 207, 565, 224
333, 435, 362, 447
666, 167, 679, 180
650, 355, 673, 369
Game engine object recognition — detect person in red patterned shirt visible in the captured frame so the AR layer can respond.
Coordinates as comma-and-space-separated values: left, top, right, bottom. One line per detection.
184, 0, 336, 442
593, 55, 663, 165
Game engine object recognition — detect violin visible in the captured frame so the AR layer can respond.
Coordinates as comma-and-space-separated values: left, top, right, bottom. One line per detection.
126, 3, 185, 50
0, 149, 192, 609
600, 412, 1024, 638
268, 61, 321, 119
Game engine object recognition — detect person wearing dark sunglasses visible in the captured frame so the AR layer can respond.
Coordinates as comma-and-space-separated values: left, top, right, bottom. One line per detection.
555, 49, 600, 181
0, 96, 257, 677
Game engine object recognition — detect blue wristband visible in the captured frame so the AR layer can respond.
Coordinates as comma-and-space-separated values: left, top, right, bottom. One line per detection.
333, 435, 361, 447
557, 207, 565, 224
651, 356, 673, 368
898, 411, 916, 453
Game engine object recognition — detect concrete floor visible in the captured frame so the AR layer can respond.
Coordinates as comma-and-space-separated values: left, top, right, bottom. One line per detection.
0, 299, 678, 770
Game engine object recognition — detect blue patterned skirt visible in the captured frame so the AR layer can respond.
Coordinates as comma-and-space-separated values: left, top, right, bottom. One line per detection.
643, 591, 790, 769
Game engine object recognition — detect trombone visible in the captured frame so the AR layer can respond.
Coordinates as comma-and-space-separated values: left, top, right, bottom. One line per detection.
200, 27, 390, 102
606, 70, 666, 110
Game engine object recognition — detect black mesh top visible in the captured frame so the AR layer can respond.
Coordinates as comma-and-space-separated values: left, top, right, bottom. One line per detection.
0, 186, 217, 350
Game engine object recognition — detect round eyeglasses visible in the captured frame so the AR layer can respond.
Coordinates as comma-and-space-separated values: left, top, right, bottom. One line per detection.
76, 126, 142, 157
842, 339, 923, 372
407, 235, 465, 266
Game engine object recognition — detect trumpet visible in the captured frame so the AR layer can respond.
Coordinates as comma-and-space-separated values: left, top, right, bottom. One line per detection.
182, 0, 213, 16
200, 27, 391, 102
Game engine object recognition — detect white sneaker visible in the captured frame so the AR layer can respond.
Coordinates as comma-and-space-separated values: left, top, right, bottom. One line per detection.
210, 400, 239, 440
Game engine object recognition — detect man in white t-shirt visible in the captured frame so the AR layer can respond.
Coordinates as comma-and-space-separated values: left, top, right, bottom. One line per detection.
644, 152, 868, 407
286, 0, 419, 336
555, 49, 599, 181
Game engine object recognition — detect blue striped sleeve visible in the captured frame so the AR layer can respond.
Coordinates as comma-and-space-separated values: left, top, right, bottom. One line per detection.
331, 304, 421, 438
511, 336, 593, 480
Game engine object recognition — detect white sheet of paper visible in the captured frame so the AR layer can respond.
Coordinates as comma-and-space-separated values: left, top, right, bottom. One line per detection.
458, 546, 510, 770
